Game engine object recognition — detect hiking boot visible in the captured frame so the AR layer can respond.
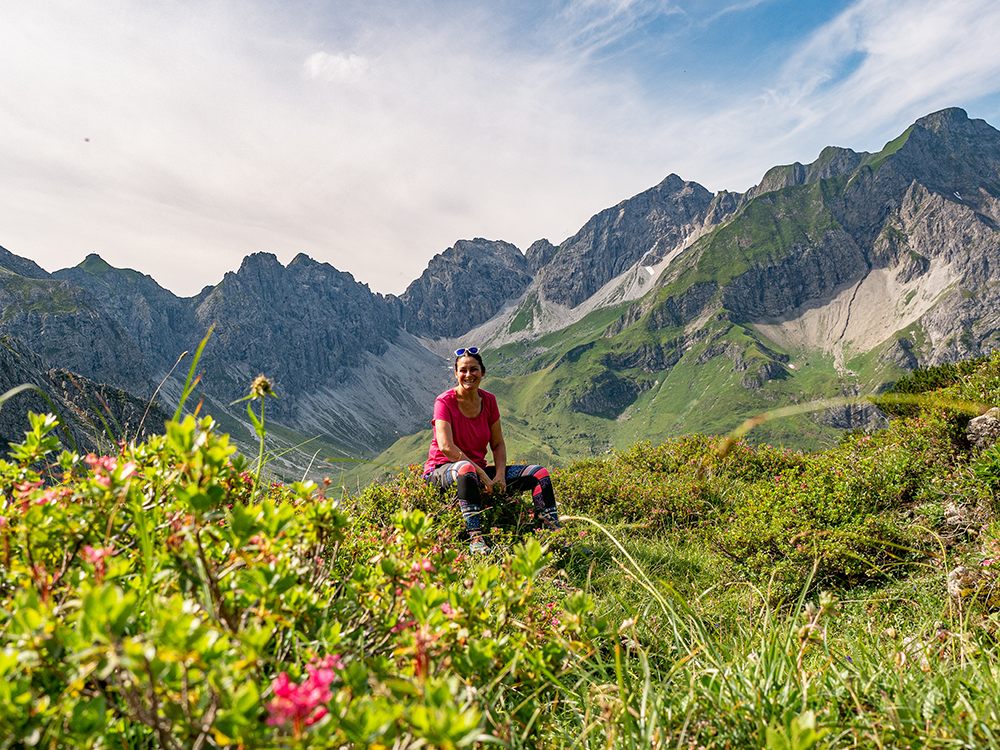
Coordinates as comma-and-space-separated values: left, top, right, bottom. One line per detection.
536, 508, 562, 530
469, 537, 490, 555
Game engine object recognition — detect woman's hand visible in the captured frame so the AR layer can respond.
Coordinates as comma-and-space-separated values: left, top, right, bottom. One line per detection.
476, 465, 494, 493
492, 474, 506, 495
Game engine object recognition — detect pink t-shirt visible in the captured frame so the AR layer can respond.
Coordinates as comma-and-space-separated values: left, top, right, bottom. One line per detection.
424, 388, 499, 474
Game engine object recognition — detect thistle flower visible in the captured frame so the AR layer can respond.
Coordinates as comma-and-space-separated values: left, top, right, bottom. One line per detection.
249, 375, 275, 398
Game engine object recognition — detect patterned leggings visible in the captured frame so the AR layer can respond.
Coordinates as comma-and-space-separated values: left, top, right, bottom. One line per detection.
424, 462, 561, 533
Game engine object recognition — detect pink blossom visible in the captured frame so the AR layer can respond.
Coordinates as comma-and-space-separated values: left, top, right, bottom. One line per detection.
82, 544, 116, 581
441, 602, 455, 616
391, 620, 416, 633
85, 454, 119, 488
410, 558, 435, 573
265, 655, 342, 730
82, 544, 116, 564
36, 488, 60, 506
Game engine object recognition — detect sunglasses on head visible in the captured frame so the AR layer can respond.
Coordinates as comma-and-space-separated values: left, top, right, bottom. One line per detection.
455, 347, 480, 356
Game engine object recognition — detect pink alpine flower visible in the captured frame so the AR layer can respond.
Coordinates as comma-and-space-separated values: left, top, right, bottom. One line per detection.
85, 454, 119, 488
410, 558, 435, 574
265, 655, 343, 734
82, 544, 116, 583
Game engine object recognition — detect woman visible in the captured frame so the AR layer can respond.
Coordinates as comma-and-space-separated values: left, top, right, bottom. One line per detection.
424, 347, 562, 553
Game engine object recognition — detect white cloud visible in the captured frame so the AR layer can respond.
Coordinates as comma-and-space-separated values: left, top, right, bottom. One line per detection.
303, 51, 369, 82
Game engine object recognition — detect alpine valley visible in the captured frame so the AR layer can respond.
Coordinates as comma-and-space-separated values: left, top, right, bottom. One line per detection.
3, 107, 1000, 482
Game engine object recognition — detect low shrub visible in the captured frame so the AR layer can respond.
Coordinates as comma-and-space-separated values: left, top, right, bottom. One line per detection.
0, 413, 609, 748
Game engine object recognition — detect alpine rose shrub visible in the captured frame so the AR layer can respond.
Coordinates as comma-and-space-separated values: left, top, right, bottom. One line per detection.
0, 413, 607, 748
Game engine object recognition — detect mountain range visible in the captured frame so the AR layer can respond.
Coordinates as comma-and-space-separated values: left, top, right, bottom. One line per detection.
2, 107, 999, 479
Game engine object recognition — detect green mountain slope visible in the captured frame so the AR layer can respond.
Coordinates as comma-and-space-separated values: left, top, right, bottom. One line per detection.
350, 110, 999, 485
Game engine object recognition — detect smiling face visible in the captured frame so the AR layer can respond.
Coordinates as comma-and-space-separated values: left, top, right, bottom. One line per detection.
454, 355, 483, 394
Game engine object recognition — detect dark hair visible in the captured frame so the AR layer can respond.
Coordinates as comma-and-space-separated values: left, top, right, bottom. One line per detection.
455, 351, 486, 374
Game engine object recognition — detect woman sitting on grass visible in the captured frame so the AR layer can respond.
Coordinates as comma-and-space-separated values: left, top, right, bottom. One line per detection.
423, 347, 562, 554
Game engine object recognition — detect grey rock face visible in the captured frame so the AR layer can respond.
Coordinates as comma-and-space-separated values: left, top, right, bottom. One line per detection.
748, 146, 868, 199
600, 342, 683, 374
0, 245, 50, 279
397, 238, 532, 338
609, 282, 718, 335
722, 228, 869, 320
882, 108, 1000, 215
967, 407, 1000, 449
525, 239, 558, 273
882, 339, 919, 371
817, 403, 888, 432
53, 254, 199, 375
539, 174, 715, 308
0, 335, 167, 452
569, 371, 650, 418
193, 252, 401, 419
740, 359, 786, 390
0, 264, 154, 397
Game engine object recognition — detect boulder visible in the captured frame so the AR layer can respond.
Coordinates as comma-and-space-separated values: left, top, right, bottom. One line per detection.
967, 407, 1000, 449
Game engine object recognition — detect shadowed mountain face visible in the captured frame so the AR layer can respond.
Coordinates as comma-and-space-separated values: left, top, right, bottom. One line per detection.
1, 247, 154, 397
0, 335, 169, 453
192, 252, 404, 419
52, 254, 200, 377
4, 107, 1000, 473
537, 174, 716, 308
396, 238, 533, 339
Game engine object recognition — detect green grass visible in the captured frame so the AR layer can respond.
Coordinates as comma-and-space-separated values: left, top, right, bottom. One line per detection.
507, 291, 538, 333
863, 124, 916, 173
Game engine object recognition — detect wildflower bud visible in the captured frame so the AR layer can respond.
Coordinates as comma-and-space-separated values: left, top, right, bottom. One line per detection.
249, 375, 275, 398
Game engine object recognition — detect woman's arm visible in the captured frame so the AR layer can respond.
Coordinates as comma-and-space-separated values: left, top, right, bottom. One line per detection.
489, 418, 507, 494
434, 419, 494, 490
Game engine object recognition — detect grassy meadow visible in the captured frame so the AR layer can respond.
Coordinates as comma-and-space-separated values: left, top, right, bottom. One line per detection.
4, 350, 1000, 747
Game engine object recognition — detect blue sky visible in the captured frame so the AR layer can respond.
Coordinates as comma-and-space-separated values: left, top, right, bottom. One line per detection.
2, 0, 1000, 296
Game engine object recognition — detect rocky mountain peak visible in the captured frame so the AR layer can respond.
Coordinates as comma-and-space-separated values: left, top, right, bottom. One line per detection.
881, 107, 1000, 208
397, 238, 532, 339
0, 245, 50, 280
525, 239, 558, 273
751, 146, 867, 198
537, 174, 715, 308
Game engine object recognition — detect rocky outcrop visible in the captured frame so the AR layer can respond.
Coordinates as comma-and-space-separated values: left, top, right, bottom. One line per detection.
193, 252, 402, 419
0, 245, 50, 279
722, 227, 870, 320
816, 402, 888, 432
53, 254, 200, 375
747, 146, 868, 200
740, 359, 786, 390
397, 239, 533, 339
967, 407, 1000, 449
600, 342, 683, 374
0, 336, 167, 453
607, 282, 718, 336
539, 175, 715, 308
0, 264, 154, 397
525, 239, 558, 273
882, 338, 920, 371
569, 371, 651, 418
